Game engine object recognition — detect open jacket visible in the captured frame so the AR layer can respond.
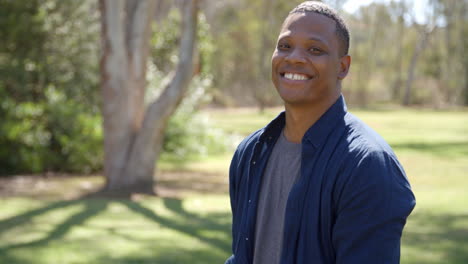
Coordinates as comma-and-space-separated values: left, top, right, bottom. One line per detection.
225, 96, 416, 264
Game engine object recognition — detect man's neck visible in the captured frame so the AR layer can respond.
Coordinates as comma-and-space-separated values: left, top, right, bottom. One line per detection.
283, 94, 340, 143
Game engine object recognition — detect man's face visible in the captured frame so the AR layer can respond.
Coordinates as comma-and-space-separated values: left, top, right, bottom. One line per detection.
271, 12, 350, 107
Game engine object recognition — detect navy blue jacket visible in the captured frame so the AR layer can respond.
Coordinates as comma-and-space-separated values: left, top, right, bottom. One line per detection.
225, 96, 416, 264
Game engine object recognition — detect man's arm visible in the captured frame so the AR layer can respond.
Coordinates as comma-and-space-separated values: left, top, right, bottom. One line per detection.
225, 148, 241, 264
332, 151, 416, 263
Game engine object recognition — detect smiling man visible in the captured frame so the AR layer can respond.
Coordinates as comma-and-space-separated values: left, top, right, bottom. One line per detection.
225, 1, 416, 264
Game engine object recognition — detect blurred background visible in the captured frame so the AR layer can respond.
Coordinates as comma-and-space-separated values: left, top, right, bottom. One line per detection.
0, 0, 467, 263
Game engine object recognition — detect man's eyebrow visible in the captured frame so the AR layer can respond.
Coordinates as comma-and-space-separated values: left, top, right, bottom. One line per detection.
277, 34, 327, 43
307, 37, 327, 44
276, 35, 330, 47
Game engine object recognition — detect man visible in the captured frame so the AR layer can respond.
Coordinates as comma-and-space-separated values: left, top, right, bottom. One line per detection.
225, 1, 416, 264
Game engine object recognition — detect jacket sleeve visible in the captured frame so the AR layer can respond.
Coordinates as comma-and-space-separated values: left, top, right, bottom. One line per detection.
224, 255, 235, 264
225, 147, 241, 264
332, 151, 416, 263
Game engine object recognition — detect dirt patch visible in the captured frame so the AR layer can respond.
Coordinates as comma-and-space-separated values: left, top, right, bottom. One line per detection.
0, 171, 229, 200
157, 170, 229, 197
0, 173, 103, 200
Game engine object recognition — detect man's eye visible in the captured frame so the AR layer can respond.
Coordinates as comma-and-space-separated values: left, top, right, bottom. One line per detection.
309, 47, 323, 54
278, 44, 290, 50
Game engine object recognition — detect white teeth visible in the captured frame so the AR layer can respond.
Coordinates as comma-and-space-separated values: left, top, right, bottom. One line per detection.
284, 73, 309, 81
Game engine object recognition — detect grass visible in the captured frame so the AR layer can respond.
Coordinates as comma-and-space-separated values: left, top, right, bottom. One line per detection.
1, 107, 467, 263
0, 196, 231, 264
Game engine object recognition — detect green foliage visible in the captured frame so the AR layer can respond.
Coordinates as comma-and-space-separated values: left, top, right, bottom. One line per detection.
163, 112, 229, 161
43, 87, 103, 173
151, 9, 215, 77
162, 76, 230, 162
0, 87, 103, 175
151, 9, 181, 73
0, 100, 48, 174
0, 0, 101, 175
40, 0, 100, 108
0, 0, 47, 102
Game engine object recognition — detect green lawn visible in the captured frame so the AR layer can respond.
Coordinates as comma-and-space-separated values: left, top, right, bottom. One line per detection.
1, 107, 467, 263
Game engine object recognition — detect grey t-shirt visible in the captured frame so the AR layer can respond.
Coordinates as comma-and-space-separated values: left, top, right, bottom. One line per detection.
253, 130, 302, 264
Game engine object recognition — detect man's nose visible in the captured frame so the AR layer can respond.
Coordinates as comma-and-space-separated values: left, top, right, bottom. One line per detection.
285, 48, 307, 64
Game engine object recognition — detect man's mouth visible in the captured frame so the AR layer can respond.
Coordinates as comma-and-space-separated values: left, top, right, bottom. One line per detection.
281, 72, 312, 81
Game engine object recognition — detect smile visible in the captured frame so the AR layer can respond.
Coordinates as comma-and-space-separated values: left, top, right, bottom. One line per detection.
281, 72, 312, 81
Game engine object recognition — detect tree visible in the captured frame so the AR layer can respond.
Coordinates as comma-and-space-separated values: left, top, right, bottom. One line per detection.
347, 2, 394, 106
99, 0, 198, 194
434, 0, 468, 105
403, 25, 433, 105
402, 1, 436, 106
387, 0, 408, 101
327, 0, 348, 11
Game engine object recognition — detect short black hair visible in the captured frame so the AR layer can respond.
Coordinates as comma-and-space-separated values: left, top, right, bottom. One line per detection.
289, 1, 350, 56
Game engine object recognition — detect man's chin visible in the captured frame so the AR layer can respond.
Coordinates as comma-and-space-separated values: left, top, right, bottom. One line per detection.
276, 87, 310, 104
280, 97, 315, 107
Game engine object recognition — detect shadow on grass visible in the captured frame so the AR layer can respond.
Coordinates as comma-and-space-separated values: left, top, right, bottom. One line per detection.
0, 197, 231, 263
94, 247, 227, 264
1, 199, 106, 250
122, 199, 231, 252
391, 141, 468, 158
403, 211, 468, 264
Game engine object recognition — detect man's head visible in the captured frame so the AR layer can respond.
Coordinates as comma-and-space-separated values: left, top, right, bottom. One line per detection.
271, 1, 351, 107
289, 1, 350, 56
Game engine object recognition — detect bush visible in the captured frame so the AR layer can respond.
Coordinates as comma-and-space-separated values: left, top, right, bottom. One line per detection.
44, 87, 103, 173
163, 109, 230, 161
0, 87, 103, 175
160, 76, 231, 162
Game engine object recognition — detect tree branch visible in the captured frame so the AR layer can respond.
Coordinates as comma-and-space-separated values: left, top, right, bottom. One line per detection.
148, 0, 198, 121
125, 0, 157, 77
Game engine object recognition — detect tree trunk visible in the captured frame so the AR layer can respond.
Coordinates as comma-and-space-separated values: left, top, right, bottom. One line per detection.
99, 0, 198, 194
253, 0, 277, 112
403, 27, 432, 106
464, 57, 468, 105
460, 2, 468, 105
392, 11, 405, 101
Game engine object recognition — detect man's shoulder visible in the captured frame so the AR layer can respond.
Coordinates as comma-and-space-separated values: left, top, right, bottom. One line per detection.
336, 113, 411, 192
342, 112, 395, 158
235, 128, 264, 156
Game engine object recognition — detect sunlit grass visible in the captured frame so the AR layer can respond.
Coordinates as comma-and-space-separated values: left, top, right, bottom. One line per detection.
0, 196, 232, 264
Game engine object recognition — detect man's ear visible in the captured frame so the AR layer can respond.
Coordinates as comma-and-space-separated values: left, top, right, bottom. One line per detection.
337, 55, 351, 80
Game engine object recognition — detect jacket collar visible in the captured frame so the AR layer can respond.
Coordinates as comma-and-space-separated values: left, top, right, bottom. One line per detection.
259, 95, 347, 148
